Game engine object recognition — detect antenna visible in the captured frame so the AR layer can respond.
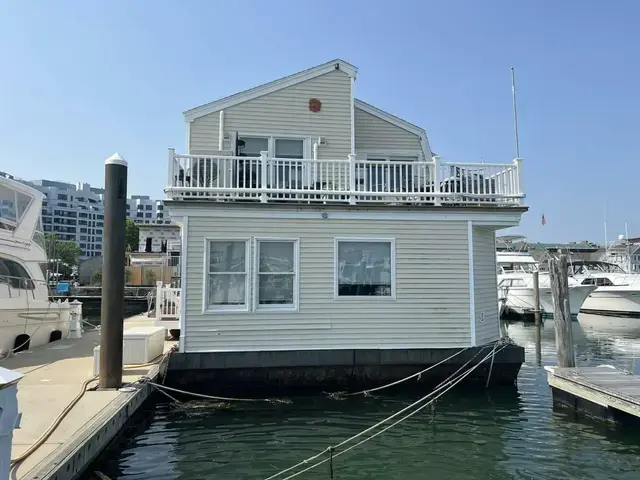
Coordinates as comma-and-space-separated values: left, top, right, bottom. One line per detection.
604, 200, 608, 253
511, 67, 521, 159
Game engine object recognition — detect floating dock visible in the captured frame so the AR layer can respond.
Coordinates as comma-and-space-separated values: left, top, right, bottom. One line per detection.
6, 314, 172, 480
545, 366, 640, 423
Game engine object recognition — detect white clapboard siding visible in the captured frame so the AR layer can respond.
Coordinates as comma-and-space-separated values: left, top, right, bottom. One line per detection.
473, 227, 500, 345
190, 69, 352, 159
354, 106, 422, 152
183, 214, 472, 353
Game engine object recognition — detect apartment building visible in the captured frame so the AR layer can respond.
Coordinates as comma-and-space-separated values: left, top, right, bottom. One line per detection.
31, 180, 106, 258
29, 179, 169, 258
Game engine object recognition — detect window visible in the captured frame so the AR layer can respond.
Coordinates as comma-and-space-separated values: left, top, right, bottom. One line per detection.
336, 239, 394, 297
237, 137, 268, 157
145, 205, 152, 211
274, 139, 304, 188
0, 258, 35, 289
256, 239, 298, 308
206, 240, 249, 309
145, 213, 152, 218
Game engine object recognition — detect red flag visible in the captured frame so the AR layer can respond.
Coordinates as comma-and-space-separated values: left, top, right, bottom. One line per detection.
541, 213, 547, 226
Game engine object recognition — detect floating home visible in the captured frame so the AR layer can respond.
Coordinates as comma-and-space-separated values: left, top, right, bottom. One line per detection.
162, 59, 528, 392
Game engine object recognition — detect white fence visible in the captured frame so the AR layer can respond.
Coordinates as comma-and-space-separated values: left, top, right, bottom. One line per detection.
165, 149, 524, 207
155, 282, 180, 329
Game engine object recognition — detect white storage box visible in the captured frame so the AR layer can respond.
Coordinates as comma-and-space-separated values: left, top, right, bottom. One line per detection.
123, 326, 166, 365
93, 345, 124, 377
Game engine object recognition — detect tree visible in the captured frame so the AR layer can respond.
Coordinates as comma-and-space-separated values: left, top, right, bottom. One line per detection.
45, 234, 83, 267
92, 269, 102, 285
126, 220, 139, 252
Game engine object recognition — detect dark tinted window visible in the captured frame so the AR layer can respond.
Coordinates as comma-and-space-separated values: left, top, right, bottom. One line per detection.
0, 258, 35, 289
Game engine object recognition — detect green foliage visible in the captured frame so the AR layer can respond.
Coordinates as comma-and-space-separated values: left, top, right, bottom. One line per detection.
125, 268, 133, 284
143, 269, 156, 285
45, 234, 83, 267
92, 269, 102, 285
126, 220, 140, 252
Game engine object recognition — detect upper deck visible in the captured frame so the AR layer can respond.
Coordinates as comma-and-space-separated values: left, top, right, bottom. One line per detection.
164, 149, 524, 208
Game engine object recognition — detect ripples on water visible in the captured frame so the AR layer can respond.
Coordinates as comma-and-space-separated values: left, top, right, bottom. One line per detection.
90, 314, 640, 479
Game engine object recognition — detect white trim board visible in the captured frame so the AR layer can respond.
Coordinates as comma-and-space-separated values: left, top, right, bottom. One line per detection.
166, 204, 525, 227
184, 59, 358, 122
178, 216, 188, 352
467, 221, 476, 346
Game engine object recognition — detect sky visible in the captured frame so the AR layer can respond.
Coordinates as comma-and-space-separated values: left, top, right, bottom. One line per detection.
1, 0, 638, 243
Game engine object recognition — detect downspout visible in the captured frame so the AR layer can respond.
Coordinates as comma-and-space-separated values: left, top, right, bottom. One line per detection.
350, 77, 355, 154
218, 110, 225, 150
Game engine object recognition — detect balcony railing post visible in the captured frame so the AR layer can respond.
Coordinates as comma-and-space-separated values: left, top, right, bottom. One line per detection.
167, 148, 175, 191
155, 280, 163, 322
260, 151, 268, 203
432, 155, 442, 206
513, 157, 523, 205
348, 153, 357, 205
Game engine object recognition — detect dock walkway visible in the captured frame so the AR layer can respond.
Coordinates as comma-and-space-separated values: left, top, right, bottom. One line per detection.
546, 365, 640, 422
5, 314, 172, 480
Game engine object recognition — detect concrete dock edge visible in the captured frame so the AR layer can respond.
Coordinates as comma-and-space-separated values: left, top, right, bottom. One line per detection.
22, 365, 160, 480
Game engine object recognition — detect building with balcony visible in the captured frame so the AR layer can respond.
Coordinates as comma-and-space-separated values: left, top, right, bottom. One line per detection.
162, 59, 527, 389
30, 180, 106, 258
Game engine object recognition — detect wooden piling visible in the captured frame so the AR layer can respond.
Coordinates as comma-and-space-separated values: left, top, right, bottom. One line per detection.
532, 270, 541, 326
549, 255, 575, 368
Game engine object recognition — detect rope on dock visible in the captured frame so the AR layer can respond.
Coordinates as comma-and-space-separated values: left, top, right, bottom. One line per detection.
264, 341, 510, 480
10, 375, 99, 470
334, 347, 470, 398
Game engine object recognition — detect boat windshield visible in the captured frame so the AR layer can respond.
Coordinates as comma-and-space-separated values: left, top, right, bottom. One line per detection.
0, 183, 32, 229
569, 261, 627, 275
32, 215, 46, 250
499, 261, 538, 274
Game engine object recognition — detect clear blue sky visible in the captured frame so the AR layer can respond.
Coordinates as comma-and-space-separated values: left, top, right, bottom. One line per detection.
1, 0, 638, 243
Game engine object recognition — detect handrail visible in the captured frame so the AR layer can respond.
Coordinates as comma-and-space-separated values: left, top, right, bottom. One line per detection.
166, 151, 524, 206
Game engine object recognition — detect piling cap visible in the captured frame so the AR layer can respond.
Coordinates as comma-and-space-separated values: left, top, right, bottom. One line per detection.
105, 152, 128, 167
0, 366, 24, 388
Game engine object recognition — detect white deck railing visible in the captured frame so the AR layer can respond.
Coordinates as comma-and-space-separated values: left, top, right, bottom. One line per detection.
155, 282, 180, 322
165, 149, 524, 206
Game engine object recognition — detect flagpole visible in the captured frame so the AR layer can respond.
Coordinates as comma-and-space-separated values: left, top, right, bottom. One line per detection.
511, 67, 520, 159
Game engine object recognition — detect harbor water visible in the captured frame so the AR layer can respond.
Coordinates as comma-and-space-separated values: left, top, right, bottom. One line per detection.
87, 314, 640, 479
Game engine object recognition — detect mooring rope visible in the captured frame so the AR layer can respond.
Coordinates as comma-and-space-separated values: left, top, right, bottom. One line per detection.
264, 342, 507, 480
337, 347, 470, 397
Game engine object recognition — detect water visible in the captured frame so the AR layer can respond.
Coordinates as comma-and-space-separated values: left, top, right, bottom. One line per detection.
88, 314, 640, 479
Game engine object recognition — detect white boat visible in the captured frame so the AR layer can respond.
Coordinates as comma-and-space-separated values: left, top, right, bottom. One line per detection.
497, 252, 596, 317
0, 174, 71, 357
568, 260, 640, 317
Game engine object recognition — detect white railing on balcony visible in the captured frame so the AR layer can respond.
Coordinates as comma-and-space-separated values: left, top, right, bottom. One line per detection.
155, 282, 180, 321
165, 148, 524, 207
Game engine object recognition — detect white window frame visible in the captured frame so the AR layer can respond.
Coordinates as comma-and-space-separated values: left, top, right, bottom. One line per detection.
253, 237, 300, 312
334, 237, 396, 300
202, 237, 250, 313
237, 134, 312, 186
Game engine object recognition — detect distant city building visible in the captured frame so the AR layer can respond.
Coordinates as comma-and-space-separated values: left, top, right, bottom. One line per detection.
0, 171, 170, 259
30, 179, 106, 258
126, 195, 169, 224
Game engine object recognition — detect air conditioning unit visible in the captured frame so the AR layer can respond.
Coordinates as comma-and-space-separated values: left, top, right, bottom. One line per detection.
317, 136, 327, 146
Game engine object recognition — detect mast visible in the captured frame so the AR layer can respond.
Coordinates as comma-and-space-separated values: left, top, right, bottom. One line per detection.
511, 67, 521, 159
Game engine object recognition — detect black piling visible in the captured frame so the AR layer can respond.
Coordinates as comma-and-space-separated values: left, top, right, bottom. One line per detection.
99, 153, 128, 389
